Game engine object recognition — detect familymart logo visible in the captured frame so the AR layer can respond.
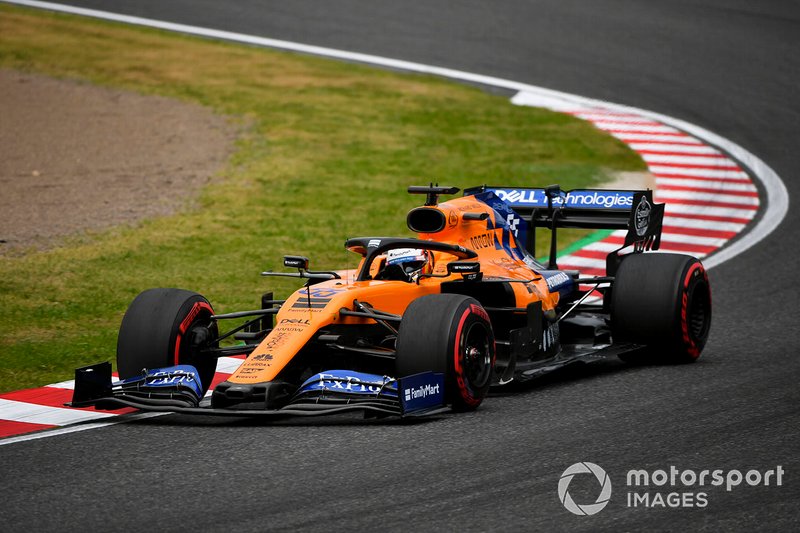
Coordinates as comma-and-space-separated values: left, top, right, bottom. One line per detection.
558, 463, 785, 515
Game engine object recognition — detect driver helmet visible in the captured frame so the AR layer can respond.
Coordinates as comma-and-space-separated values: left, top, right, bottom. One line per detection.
384, 248, 433, 281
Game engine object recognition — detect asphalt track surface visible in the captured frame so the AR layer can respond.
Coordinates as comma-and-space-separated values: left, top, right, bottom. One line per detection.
1, 1, 799, 531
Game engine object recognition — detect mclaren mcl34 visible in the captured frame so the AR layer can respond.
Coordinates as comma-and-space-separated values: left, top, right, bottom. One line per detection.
71, 185, 712, 418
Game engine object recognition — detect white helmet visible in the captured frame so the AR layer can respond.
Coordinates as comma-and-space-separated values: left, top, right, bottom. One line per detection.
380, 248, 432, 281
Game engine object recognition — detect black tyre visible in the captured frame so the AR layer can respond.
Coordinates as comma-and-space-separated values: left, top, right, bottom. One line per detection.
117, 288, 218, 395
396, 294, 495, 411
611, 253, 711, 363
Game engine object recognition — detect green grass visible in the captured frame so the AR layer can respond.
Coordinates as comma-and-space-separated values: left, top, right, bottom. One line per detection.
0, 5, 645, 392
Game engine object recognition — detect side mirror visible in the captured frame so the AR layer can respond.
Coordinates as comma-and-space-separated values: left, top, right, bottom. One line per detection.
447, 261, 483, 281
447, 261, 481, 274
284, 255, 309, 270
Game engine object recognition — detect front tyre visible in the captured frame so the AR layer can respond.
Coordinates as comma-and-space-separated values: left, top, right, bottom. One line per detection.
396, 294, 495, 411
611, 253, 711, 363
117, 288, 218, 395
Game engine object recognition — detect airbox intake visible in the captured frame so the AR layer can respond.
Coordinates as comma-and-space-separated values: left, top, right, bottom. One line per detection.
407, 207, 446, 234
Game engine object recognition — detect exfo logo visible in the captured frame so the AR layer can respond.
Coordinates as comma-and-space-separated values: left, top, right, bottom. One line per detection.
558, 462, 612, 516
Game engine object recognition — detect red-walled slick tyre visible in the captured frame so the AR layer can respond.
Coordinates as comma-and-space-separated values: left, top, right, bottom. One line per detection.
611, 253, 712, 363
396, 294, 495, 411
117, 288, 218, 395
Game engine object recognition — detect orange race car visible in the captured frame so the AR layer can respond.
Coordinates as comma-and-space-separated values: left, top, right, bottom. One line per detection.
70, 185, 712, 417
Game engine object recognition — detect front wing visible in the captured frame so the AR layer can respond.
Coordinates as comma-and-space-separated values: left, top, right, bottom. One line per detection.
68, 362, 448, 418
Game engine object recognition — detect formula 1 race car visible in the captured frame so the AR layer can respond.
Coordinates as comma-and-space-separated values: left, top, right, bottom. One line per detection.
70, 184, 711, 418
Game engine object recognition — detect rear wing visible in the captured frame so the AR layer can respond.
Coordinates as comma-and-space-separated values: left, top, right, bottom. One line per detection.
464, 185, 664, 274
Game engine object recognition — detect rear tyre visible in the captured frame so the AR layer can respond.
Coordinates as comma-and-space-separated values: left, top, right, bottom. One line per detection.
611, 253, 711, 363
117, 288, 218, 395
396, 294, 495, 411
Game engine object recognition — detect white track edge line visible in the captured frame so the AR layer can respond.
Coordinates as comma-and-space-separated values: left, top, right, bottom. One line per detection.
0, 412, 166, 446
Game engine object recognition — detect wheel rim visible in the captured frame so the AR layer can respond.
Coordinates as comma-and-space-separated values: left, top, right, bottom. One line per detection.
461, 321, 492, 389
179, 315, 218, 393
687, 281, 711, 342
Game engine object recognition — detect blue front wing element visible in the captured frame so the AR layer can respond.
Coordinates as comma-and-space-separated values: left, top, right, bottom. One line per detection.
113, 364, 204, 406
70, 362, 447, 417
398, 372, 446, 414
295, 370, 445, 415
297, 370, 398, 398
